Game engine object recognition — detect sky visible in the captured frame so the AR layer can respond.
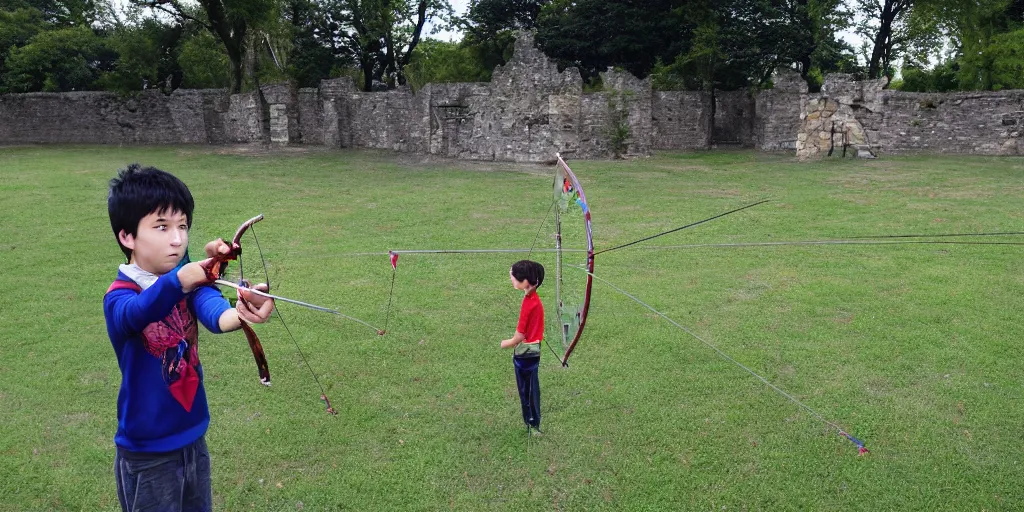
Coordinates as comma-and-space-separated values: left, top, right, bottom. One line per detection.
426, 0, 470, 42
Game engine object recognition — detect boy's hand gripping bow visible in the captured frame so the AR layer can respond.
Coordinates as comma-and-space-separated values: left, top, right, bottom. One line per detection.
199, 214, 273, 387
200, 214, 348, 415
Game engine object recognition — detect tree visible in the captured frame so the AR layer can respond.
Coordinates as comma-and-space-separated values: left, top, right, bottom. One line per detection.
177, 28, 233, 88
535, 0, 688, 82
322, 0, 453, 91
284, 0, 346, 87
0, 7, 45, 81
464, 0, 548, 32
132, 0, 281, 93
985, 26, 1024, 89
0, 0, 113, 27
855, 0, 913, 81
2, 25, 112, 92
97, 18, 189, 93
457, 0, 550, 71
933, 0, 1018, 90
902, 0, 1024, 90
403, 37, 490, 89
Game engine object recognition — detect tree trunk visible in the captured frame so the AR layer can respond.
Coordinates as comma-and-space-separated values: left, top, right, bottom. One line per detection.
202, 0, 247, 93
867, 0, 908, 80
395, 0, 428, 86
360, 52, 374, 91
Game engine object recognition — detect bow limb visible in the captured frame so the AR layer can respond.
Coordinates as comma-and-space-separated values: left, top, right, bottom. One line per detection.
237, 216, 340, 416
554, 154, 594, 367
205, 214, 272, 385
200, 214, 265, 282
239, 320, 271, 386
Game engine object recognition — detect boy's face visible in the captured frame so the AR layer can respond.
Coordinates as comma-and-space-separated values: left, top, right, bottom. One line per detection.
510, 269, 530, 291
119, 209, 190, 275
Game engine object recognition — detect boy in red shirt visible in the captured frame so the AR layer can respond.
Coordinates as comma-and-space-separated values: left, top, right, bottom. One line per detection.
500, 260, 545, 434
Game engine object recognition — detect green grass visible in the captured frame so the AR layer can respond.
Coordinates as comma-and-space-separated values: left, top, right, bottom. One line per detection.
1, 146, 1022, 510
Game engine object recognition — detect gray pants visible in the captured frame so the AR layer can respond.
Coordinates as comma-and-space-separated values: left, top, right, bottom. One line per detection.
114, 436, 212, 512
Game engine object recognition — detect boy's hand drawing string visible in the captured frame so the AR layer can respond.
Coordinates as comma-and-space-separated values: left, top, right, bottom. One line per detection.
204, 215, 384, 415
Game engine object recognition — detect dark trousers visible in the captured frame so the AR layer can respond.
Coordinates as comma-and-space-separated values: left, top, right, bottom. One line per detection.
513, 355, 541, 429
114, 436, 213, 512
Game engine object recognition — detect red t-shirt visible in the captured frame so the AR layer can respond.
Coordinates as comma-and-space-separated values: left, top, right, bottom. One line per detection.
517, 290, 544, 344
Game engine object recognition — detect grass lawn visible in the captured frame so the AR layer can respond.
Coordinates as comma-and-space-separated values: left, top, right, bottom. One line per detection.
1, 145, 1022, 511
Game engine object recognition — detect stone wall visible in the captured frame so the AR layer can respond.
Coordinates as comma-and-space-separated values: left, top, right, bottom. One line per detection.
797, 73, 1024, 158
8, 31, 1024, 160
873, 91, 1024, 155
715, 90, 755, 145
0, 89, 254, 144
296, 87, 323, 145
652, 91, 712, 149
796, 74, 882, 159
0, 32, 701, 161
755, 69, 807, 151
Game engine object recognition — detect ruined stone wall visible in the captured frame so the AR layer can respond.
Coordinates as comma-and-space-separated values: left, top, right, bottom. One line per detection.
652, 91, 711, 149
797, 75, 883, 159
873, 91, 1024, 155
714, 90, 755, 145
13, 31, 1024, 160
474, 32, 584, 161
796, 73, 1024, 158
0, 89, 231, 144
297, 87, 323, 145
755, 69, 807, 151
421, 82, 492, 158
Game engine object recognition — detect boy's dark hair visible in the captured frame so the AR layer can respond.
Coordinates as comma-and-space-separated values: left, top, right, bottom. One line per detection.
108, 164, 194, 260
511, 260, 545, 288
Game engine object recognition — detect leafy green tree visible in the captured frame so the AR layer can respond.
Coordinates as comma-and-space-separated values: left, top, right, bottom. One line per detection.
0, 7, 45, 79
284, 0, 346, 87
803, 0, 861, 89
177, 28, 232, 88
896, 60, 958, 91
0, 0, 113, 27
902, 0, 1024, 91
942, 0, 1018, 90
855, 0, 912, 81
403, 38, 490, 89
97, 18, 188, 93
322, 0, 453, 91
2, 25, 112, 92
132, 0, 281, 93
535, 0, 687, 81
458, 0, 549, 71
984, 26, 1024, 89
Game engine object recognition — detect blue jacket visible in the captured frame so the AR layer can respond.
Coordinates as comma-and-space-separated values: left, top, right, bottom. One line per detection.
104, 269, 230, 452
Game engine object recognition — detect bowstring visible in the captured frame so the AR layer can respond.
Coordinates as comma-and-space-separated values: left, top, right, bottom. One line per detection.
248, 225, 334, 412
524, 179, 564, 365
528, 179, 566, 365
527, 199, 555, 259
613, 239, 1024, 252
593, 199, 770, 256
382, 260, 397, 335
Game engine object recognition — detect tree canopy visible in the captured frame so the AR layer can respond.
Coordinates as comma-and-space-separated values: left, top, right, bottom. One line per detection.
3, 0, 1024, 94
